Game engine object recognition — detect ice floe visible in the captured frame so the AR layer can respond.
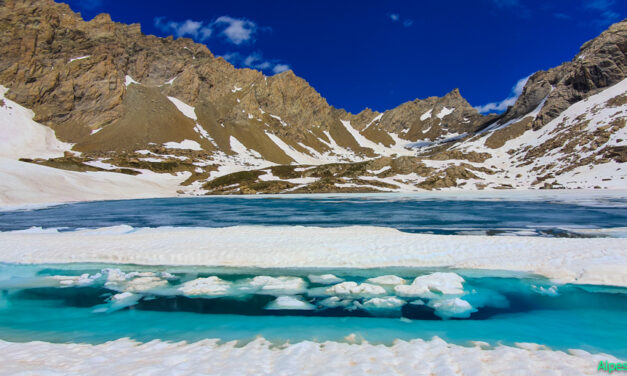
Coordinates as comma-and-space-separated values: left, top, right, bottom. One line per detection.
366, 275, 406, 286
265, 295, 315, 310
178, 277, 231, 296
326, 282, 386, 297
308, 274, 344, 284
249, 276, 307, 295
428, 297, 477, 319
394, 272, 465, 298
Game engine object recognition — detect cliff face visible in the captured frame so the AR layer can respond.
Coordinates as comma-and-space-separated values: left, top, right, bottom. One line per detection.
0, 0, 625, 195
0, 0, 489, 156
500, 20, 626, 129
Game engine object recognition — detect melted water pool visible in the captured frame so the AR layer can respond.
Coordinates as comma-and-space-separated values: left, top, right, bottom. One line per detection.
0, 263, 625, 357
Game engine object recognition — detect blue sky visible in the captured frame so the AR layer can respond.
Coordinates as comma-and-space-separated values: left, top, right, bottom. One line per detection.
63, 0, 625, 114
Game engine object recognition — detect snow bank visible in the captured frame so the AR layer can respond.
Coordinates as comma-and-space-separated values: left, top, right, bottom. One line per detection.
163, 140, 202, 150
0, 158, 188, 207
0, 337, 619, 375
1, 225, 625, 287
0, 86, 71, 159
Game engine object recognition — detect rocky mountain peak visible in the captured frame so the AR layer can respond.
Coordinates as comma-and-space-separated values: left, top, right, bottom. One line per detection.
501, 19, 626, 129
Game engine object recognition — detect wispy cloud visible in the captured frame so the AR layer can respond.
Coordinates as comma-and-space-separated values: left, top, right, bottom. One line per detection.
213, 16, 258, 45
221, 52, 290, 75
154, 17, 213, 41
154, 15, 258, 44
553, 12, 572, 20
272, 64, 290, 74
475, 75, 530, 114
388, 13, 413, 27
582, 0, 620, 26
583, 0, 615, 11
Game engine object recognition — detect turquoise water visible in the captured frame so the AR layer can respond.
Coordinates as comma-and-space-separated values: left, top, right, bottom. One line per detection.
0, 263, 625, 357
0, 195, 625, 357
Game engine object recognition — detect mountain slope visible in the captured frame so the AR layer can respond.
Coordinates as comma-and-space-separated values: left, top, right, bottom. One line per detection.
0, 0, 625, 201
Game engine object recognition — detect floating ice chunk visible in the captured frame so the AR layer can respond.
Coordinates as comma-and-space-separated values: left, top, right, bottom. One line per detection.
532, 285, 559, 296
319, 296, 354, 309
159, 272, 178, 280
178, 277, 230, 296
106, 292, 142, 312
366, 275, 406, 286
394, 283, 431, 298
265, 296, 315, 310
123, 276, 168, 292
308, 274, 343, 285
126, 271, 156, 278
326, 282, 386, 297
104, 268, 128, 283
93, 291, 142, 313
428, 297, 477, 319
249, 276, 307, 295
102, 269, 167, 292
50, 273, 102, 287
395, 272, 465, 298
362, 296, 405, 309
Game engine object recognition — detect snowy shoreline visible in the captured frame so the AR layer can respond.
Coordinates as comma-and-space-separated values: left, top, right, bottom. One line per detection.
1, 225, 625, 287
0, 336, 620, 375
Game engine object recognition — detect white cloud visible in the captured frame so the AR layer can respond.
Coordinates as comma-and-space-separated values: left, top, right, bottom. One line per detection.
272, 64, 290, 74
154, 17, 212, 41
154, 15, 258, 44
389, 13, 413, 27
213, 16, 257, 45
582, 0, 620, 26
475, 75, 530, 113
222, 52, 289, 75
